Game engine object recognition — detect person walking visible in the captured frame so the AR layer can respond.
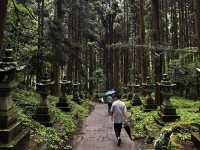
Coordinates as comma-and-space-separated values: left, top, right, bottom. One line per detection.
107, 95, 113, 114
110, 94, 129, 146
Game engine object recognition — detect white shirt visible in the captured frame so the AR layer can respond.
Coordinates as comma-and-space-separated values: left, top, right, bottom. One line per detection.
110, 100, 127, 123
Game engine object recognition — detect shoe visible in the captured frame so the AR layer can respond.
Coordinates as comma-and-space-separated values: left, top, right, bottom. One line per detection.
117, 137, 121, 146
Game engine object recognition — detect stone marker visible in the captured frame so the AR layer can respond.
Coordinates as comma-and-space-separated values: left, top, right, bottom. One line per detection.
33, 71, 54, 127
72, 83, 81, 104
142, 76, 157, 112
127, 84, 134, 100
56, 76, 71, 112
122, 86, 128, 99
0, 49, 30, 150
159, 74, 180, 122
132, 80, 142, 106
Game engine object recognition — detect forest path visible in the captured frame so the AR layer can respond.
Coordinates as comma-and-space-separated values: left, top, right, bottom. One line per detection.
72, 104, 139, 150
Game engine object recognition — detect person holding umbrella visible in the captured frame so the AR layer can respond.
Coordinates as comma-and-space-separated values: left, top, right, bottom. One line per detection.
110, 93, 132, 146
104, 90, 115, 114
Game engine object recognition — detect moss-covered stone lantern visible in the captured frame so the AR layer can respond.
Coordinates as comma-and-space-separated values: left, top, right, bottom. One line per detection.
0, 49, 30, 149
159, 74, 180, 122
56, 77, 71, 112
33, 72, 54, 127
72, 82, 81, 104
127, 83, 134, 100
142, 76, 157, 112
132, 79, 142, 106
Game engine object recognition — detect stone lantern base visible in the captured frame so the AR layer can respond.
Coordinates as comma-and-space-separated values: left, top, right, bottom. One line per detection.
33, 106, 53, 127
128, 93, 133, 100
143, 97, 157, 112
56, 97, 71, 112
143, 104, 157, 112
72, 95, 82, 104
132, 95, 142, 106
159, 105, 180, 122
191, 132, 200, 147
0, 109, 30, 150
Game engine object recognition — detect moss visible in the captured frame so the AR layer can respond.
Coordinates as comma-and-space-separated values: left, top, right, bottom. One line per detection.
13, 89, 93, 150
171, 97, 200, 109
168, 134, 182, 150
124, 96, 200, 149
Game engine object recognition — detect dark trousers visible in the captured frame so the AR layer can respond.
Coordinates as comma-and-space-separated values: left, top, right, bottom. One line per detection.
108, 102, 112, 112
114, 123, 122, 138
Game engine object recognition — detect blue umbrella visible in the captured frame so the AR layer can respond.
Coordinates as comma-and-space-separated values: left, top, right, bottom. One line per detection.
104, 90, 116, 96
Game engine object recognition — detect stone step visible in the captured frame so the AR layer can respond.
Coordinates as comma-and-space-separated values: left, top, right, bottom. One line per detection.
0, 128, 30, 150
0, 122, 22, 144
0, 108, 17, 129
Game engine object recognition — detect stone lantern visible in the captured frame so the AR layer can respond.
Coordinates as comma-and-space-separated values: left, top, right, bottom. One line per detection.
73, 82, 80, 94
0, 49, 30, 149
72, 83, 81, 104
142, 76, 157, 112
132, 80, 142, 106
33, 72, 54, 127
127, 83, 134, 100
56, 77, 71, 112
79, 83, 85, 99
159, 74, 180, 122
122, 86, 128, 99
65, 80, 72, 95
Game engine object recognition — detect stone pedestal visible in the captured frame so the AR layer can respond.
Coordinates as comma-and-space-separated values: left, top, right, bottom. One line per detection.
142, 77, 157, 112
128, 93, 133, 100
122, 87, 128, 99
159, 74, 180, 122
132, 84, 142, 106
127, 84, 134, 100
33, 105, 53, 127
132, 94, 142, 106
143, 96, 157, 112
0, 49, 30, 150
56, 97, 71, 112
159, 105, 180, 122
56, 80, 71, 112
72, 83, 82, 104
72, 92, 81, 104
33, 73, 54, 127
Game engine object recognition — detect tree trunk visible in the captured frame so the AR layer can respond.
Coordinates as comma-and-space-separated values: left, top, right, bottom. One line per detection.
0, 0, 8, 51
139, 0, 146, 82
52, 0, 64, 96
152, 0, 161, 106
194, 0, 200, 55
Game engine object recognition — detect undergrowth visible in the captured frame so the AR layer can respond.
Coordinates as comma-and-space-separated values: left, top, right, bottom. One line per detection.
125, 96, 200, 149
13, 89, 93, 150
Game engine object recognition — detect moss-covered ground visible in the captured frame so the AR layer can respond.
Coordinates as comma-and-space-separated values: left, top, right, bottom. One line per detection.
124, 96, 200, 149
12, 89, 93, 150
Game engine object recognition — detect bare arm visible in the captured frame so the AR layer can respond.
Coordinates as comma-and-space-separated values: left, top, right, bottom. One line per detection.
123, 105, 128, 123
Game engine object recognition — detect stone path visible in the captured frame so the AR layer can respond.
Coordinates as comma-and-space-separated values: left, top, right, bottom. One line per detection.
73, 104, 139, 150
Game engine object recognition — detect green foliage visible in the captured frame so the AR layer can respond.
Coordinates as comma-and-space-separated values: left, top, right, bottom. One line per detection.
125, 96, 200, 149
13, 89, 93, 150
171, 96, 200, 109
124, 99, 159, 138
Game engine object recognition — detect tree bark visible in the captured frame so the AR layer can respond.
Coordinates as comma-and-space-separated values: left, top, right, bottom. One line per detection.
0, 0, 8, 50
194, 0, 200, 55
139, 0, 147, 82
